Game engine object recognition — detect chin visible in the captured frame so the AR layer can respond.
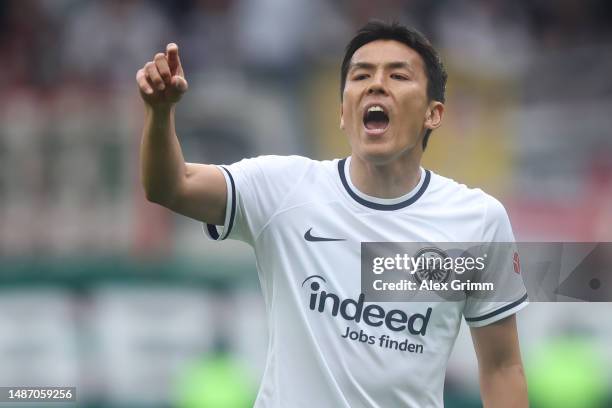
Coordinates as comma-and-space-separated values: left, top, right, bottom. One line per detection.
354, 138, 420, 166
356, 145, 399, 165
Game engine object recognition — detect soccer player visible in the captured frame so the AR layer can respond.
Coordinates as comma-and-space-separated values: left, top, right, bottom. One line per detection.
137, 21, 528, 407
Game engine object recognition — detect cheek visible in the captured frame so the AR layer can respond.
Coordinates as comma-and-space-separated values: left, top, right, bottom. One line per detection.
399, 97, 428, 124
342, 90, 361, 121
343, 105, 360, 129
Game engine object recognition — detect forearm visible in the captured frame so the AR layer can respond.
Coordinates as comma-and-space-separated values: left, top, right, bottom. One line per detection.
140, 104, 187, 205
480, 363, 528, 408
136, 44, 226, 223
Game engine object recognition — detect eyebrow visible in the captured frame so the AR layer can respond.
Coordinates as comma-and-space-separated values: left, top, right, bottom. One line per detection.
349, 61, 414, 73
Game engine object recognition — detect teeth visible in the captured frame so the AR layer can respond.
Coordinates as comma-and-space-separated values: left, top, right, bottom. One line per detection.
368, 105, 384, 113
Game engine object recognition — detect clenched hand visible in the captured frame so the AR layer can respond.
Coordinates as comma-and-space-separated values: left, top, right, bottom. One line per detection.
136, 43, 188, 108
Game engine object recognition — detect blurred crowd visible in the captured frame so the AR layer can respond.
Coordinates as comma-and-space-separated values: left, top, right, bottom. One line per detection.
1, 0, 611, 90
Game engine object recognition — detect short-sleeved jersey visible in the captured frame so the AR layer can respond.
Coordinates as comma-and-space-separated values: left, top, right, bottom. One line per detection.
205, 155, 527, 408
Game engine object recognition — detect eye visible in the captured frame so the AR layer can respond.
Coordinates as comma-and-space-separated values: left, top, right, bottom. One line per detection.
353, 74, 368, 81
391, 73, 409, 80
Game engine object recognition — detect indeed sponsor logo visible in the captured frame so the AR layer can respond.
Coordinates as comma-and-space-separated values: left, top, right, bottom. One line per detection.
302, 275, 432, 336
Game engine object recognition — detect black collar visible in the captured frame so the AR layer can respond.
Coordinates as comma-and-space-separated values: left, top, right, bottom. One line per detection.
337, 158, 430, 211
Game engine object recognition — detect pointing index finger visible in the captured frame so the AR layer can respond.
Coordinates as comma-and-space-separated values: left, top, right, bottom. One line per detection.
166, 43, 182, 76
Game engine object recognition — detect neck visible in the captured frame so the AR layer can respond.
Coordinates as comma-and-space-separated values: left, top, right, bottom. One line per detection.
349, 153, 422, 199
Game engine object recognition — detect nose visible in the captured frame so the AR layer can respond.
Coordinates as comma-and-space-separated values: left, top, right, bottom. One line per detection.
367, 71, 387, 95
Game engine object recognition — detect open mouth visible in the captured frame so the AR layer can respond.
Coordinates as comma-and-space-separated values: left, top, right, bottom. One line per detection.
363, 105, 389, 132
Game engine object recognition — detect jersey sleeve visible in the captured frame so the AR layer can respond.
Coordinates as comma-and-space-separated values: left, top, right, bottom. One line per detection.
463, 196, 528, 327
203, 155, 310, 245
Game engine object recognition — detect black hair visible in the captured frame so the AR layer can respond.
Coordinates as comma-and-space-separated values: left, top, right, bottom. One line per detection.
340, 21, 447, 150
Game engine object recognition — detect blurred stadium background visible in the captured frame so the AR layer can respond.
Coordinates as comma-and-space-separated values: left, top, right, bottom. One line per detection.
1, 0, 612, 407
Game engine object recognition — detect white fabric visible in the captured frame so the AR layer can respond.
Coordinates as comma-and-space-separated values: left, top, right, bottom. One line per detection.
204, 155, 527, 408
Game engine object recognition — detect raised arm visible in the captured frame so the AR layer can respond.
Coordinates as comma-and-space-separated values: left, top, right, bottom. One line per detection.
470, 315, 529, 408
136, 43, 226, 225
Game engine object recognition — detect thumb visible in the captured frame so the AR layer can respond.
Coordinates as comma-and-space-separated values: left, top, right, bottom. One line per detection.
171, 75, 188, 92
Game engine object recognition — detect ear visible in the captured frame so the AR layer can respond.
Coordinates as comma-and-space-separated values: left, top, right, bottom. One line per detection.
424, 101, 444, 131
340, 104, 345, 130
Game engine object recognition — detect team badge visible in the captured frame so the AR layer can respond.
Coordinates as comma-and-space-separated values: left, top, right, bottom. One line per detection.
413, 247, 452, 284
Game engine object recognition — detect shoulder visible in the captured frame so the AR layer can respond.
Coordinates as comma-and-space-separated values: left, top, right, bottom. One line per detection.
230, 155, 340, 178
228, 154, 313, 171
426, 170, 512, 235
223, 155, 311, 181
224, 155, 340, 192
427, 171, 498, 205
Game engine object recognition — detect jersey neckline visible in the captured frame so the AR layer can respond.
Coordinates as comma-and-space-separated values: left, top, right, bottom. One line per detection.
337, 157, 431, 211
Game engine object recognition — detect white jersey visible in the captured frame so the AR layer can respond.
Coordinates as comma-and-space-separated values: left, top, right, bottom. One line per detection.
205, 155, 527, 408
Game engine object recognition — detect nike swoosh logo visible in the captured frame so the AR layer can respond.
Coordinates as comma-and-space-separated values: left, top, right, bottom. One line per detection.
304, 228, 346, 242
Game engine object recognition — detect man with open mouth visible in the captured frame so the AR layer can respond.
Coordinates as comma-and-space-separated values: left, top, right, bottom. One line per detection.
137, 21, 528, 408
